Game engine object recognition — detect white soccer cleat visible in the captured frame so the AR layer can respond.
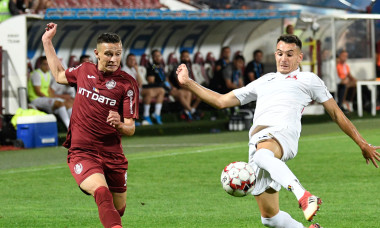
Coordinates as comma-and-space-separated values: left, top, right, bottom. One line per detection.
299, 191, 322, 221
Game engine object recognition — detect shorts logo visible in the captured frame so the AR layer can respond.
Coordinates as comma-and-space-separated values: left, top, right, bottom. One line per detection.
74, 163, 83, 174
127, 90, 133, 97
124, 172, 128, 186
106, 79, 116, 89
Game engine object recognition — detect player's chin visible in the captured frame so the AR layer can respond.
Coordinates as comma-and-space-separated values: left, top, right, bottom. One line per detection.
106, 66, 119, 72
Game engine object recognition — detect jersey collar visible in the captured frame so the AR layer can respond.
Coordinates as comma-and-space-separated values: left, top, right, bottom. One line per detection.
278, 68, 300, 77
97, 65, 122, 81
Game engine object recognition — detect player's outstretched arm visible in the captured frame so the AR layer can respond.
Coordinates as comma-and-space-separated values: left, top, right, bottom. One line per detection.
323, 98, 380, 167
41, 22, 68, 85
106, 111, 135, 136
176, 64, 240, 109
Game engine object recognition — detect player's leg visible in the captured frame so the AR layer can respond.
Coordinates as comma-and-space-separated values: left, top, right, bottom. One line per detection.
255, 188, 304, 228
151, 87, 165, 124
80, 173, 122, 228
253, 138, 321, 221
112, 191, 127, 217
52, 98, 70, 128
68, 152, 122, 228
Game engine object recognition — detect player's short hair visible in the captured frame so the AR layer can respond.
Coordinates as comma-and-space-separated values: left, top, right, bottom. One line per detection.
277, 34, 302, 49
97, 32, 121, 44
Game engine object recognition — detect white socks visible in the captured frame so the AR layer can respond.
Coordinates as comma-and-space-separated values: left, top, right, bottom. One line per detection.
143, 104, 150, 117
54, 106, 70, 129
261, 210, 304, 228
154, 103, 162, 116
253, 149, 305, 200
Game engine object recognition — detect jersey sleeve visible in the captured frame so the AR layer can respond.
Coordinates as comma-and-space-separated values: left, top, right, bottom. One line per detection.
65, 63, 84, 85
232, 81, 258, 105
309, 74, 333, 103
122, 78, 140, 119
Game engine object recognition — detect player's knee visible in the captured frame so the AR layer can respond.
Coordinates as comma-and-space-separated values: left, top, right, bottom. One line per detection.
117, 204, 126, 217
252, 149, 274, 167
94, 186, 113, 205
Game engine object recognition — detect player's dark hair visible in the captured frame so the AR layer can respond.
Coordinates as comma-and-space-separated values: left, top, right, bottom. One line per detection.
277, 34, 302, 49
97, 32, 121, 44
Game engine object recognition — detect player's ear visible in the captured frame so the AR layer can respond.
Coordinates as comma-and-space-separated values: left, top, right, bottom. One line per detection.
94, 49, 99, 60
298, 52, 303, 63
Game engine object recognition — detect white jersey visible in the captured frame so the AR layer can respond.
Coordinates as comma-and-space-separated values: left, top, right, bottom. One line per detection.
233, 68, 332, 137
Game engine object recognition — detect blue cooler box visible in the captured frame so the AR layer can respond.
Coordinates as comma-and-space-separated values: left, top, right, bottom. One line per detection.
17, 114, 58, 148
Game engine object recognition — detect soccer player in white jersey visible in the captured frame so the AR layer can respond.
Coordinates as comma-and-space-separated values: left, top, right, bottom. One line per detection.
176, 34, 380, 228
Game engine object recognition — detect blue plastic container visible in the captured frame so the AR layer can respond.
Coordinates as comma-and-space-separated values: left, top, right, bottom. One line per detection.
16, 114, 58, 148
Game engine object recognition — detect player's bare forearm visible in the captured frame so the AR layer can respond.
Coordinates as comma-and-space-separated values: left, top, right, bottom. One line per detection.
115, 123, 135, 136
41, 23, 68, 85
323, 98, 380, 167
176, 64, 239, 109
324, 99, 367, 147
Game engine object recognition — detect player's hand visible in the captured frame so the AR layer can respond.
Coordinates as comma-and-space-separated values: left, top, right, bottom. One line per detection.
361, 143, 380, 168
106, 110, 122, 128
42, 23, 57, 42
176, 64, 191, 86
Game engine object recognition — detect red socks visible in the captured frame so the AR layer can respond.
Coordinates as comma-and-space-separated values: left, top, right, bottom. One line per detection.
94, 186, 122, 228
117, 204, 126, 217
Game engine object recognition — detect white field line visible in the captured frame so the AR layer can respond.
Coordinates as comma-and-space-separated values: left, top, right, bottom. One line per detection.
0, 134, 350, 175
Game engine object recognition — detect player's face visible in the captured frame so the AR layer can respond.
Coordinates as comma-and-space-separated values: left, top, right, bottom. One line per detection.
275, 41, 303, 74
95, 42, 122, 73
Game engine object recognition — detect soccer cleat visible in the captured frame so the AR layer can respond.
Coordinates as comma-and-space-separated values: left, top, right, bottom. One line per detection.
299, 191, 322, 221
308, 223, 322, 228
152, 114, 163, 125
142, 116, 153, 125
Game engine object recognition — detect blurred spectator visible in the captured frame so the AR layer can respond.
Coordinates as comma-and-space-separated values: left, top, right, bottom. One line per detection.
209, 46, 231, 93
285, 24, 294, 35
31, 0, 52, 14
170, 50, 203, 120
244, 49, 264, 84
222, 54, 244, 92
8, 0, 32, 15
27, 56, 71, 129
336, 50, 357, 112
147, 49, 195, 121
0, 0, 11, 22
123, 53, 165, 126
79, 54, 92, 63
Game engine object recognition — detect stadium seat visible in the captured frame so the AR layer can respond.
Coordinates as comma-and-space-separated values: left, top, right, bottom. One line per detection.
205, 52, 216, 66
192, 52, 209, 86
68, 55, 79, 68
167, 52, 179, 75
51, 0, 69, 8
139, 54, 150, 67
205, 52, 216, 80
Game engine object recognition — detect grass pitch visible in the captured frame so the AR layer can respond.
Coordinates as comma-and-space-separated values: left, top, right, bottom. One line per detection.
0, 118, 380, 227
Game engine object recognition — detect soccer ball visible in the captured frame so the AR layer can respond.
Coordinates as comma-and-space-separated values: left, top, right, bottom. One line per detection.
220, 161, 256, 197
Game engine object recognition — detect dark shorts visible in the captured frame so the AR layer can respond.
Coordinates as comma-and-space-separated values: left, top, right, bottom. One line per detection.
67, 148, 128, 194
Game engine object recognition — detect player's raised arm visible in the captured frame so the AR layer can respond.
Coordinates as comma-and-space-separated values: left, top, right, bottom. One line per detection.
176, 64, 240, 109
41, 23, 68, 85
323, 98, 380, 167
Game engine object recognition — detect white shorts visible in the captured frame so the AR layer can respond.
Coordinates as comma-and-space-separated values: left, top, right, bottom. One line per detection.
31, 97, 65, 113
248, 126, 299, 196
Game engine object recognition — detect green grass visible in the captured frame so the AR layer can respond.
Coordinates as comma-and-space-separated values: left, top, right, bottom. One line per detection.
1, 118, 380, 227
